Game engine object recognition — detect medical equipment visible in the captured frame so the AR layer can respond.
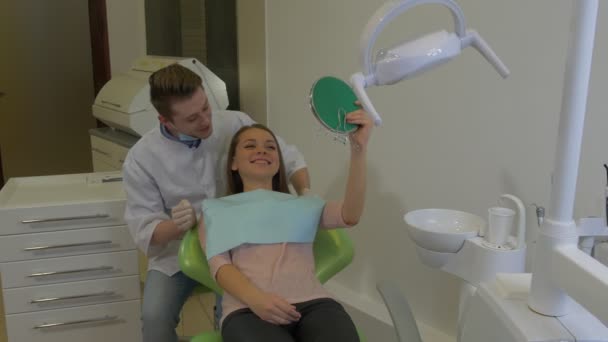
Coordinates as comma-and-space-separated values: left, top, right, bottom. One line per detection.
347, 0, 608, 341
404, 194, 527, 325
349, 0, 508, 127
309, 76, 358, 135
89, 56, 229, 172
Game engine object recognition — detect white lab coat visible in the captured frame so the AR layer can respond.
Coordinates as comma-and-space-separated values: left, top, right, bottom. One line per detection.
122, 110, 306, 276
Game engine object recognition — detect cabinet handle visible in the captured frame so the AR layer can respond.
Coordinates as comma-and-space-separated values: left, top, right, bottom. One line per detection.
33, 315, 119, 329
21, 214, 110, 224
27, 265, 114, 278
30, 290, 116, 304
24, 240, 113, 251
92, 147, 111, 156
102, 177, 122, 183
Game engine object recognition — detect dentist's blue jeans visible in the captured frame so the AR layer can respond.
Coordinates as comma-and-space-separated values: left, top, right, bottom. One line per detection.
141, 270, 222, 341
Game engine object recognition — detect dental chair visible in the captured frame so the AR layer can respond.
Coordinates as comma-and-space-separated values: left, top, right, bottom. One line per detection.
178, 227, 366, 342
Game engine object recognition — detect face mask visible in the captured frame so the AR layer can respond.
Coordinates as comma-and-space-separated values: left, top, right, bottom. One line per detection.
177, 133, 199, 142
165, 122, 200, 142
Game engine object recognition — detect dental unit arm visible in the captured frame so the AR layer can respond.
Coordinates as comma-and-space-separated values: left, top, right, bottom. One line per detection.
350, 0, 509, 127
349, 0, 608, 340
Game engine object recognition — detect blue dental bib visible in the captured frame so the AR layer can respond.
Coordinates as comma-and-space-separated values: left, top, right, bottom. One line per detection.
203, 189, 325, 259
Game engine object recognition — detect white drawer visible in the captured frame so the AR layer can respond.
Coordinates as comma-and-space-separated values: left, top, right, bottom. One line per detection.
0, 250, 138, 289
0, 225, 135, 262
91, 135, 129, 169
3, 275, 140, 314
92, 154, 120, 172
0, 200, 125, 236
5, 300, 141, 342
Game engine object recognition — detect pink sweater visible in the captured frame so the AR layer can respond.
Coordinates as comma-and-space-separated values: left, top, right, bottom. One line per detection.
199, 200, 350, 325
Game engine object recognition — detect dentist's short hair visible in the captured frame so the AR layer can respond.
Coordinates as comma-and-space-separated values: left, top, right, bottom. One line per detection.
149, 64, 204, 119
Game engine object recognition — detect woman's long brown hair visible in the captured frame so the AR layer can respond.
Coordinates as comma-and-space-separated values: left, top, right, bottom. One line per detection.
226, 124, 290, 195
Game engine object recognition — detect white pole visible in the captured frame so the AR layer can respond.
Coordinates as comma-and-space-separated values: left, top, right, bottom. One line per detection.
528, 0, 599, 316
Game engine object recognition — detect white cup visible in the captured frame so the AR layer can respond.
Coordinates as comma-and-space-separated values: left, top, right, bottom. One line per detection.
487, 207, 515, 246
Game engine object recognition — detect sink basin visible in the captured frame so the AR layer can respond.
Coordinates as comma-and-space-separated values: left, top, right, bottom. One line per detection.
404, 209, 484, 253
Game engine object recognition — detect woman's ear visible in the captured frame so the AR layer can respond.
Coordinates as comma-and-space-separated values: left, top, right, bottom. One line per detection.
231, 158, 238, 171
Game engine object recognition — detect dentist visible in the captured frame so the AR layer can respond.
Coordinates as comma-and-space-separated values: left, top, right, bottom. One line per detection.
122, 64, 310, 342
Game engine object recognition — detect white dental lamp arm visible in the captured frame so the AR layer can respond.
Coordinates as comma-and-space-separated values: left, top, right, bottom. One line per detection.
462, 29, 510, 78
350, 0, 509, 126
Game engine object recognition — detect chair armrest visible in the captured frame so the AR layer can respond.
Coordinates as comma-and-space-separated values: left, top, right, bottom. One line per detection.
314, 229, 354, 284
178, 228, 223, 295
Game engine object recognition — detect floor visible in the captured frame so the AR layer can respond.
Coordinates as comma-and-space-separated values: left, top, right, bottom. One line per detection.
0, 285, 216, 342
177, 292, 216, 340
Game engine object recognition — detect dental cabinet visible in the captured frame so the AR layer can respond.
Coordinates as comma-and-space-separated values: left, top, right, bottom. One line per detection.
0, 172, 141, 341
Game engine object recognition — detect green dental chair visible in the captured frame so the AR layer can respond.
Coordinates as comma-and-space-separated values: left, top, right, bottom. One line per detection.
178, 227, 365, 342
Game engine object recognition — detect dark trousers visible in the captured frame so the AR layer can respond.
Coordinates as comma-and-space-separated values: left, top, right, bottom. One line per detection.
221, 298, 360, 342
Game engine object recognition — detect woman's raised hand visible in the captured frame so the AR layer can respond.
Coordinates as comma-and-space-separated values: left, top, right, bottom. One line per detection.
346, 102, 373, 151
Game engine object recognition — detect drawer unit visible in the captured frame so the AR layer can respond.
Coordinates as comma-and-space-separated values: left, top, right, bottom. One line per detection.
0, 172, 142, 341
92, 156, 120, 172
90, 135, 129, 170
0, 225, 135, 262
3, 275, 140, 314
5, 300, 141, 342
0, 250, 138, 288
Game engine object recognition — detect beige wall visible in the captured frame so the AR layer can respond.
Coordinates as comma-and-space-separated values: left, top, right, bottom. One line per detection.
106, 0, 147, 76
236, 0, 268, 124
265, 0, 608, 337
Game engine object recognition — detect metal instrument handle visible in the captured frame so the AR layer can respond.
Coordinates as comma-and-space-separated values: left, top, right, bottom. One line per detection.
33, 315, 119, 329
101, 177, 122, 183
24, 240, 113, 251
27, 266, 114, 278
30, 291, 116, 304
21, 214, 110, 224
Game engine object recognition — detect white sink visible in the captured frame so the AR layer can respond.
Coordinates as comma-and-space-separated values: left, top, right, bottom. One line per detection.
404, 209, 484, 253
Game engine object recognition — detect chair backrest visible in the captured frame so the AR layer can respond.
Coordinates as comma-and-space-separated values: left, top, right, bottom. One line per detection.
178, 227, 355, 294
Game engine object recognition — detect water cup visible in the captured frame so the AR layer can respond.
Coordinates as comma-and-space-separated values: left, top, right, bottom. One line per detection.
487, 207, 515, 246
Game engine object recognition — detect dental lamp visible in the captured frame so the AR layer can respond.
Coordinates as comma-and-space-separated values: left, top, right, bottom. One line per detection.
349, 0, 608, 340
349, 0, 509, 127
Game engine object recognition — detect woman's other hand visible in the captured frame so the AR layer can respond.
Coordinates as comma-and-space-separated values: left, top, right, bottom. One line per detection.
248, 291, 301, 325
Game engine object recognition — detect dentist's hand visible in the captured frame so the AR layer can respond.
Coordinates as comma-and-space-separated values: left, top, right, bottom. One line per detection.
171, 199, 196, 232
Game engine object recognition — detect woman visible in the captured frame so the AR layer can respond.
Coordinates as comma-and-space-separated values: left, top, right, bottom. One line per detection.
198, 107, 372, 342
